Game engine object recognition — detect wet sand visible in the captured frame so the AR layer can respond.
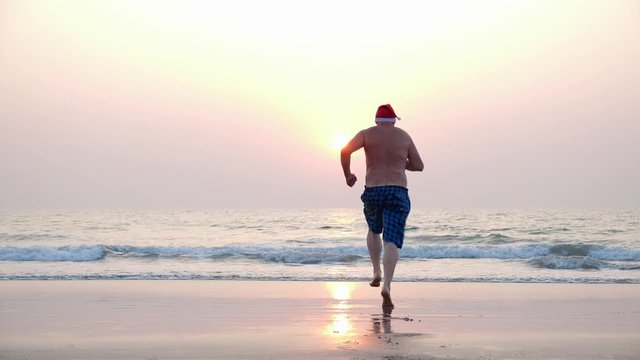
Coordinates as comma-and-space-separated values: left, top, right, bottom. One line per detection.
1, 281, 639, 359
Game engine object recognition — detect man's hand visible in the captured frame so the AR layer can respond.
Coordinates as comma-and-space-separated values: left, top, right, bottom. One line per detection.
345, 173, 357, 187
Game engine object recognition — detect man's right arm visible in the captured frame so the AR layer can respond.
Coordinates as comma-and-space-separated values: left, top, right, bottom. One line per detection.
340, 130, 365, 187
406, 139, 424, 172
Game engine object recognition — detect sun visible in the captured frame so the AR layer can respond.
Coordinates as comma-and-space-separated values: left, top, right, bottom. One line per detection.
330, 134, 350, 152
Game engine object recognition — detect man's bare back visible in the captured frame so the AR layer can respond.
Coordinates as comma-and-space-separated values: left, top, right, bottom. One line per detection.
341, 123, 423, 188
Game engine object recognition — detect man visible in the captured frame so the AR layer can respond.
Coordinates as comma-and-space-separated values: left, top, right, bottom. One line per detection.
340, 104, 423, 312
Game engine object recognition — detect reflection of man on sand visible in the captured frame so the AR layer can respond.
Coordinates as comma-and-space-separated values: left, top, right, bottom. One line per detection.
372, 313, 392, 334
341, 104, 424, 312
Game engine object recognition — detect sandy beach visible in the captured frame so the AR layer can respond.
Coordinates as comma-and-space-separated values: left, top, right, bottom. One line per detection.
1, 281, 639, 359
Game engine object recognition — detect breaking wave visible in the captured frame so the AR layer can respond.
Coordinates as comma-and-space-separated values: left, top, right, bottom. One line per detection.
0, 245, 105, 262
1, 243, 639, 265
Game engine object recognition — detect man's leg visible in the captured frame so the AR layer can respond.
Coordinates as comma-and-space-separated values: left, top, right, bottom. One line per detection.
381, 241, 398, 309
367, 230, 382, 287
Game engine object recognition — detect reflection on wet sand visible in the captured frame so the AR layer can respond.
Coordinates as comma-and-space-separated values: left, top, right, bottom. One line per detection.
323, 282, 355, 337
324, 313, 353, 337
327, 282, 354, 301
322, 282, 403, 353
371, 312, 392, 335
320, 282, 425, 355
370, 311, 426, 351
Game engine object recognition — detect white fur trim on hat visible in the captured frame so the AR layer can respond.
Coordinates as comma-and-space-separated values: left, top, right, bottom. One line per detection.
375, 118, 397, 123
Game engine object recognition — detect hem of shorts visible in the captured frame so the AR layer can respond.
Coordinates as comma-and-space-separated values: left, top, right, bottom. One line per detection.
382, 238, 403, 249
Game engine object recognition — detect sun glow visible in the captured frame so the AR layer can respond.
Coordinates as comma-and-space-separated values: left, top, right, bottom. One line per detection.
330, 134, 350, 152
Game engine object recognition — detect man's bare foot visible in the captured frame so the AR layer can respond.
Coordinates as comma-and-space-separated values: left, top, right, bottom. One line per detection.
369, 275, 381, 287
381, 287, 394, 309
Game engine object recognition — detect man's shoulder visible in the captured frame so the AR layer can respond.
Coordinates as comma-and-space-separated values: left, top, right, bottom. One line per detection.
359, 126, 377, 137
392, 127, 413, 140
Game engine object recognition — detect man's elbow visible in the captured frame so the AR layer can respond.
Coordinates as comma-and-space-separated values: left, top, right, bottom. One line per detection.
407, 159, 424, 172
340, 147, 352, 158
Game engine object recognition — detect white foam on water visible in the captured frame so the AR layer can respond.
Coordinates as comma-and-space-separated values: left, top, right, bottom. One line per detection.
0, 245, 105, 261
2, 243, 639, 264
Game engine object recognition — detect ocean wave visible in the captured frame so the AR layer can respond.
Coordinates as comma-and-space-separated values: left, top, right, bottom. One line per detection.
527, 255, 606, 270
411, 233, 517, 244
548, 244, 592, 257
0, 244, 542, 263
529, 227, 570, 235
1, 243, 639, 264
528, 255, 640, 270
403, 244, 549, 259
0, 245, 105, 261
589, 246, 640, 261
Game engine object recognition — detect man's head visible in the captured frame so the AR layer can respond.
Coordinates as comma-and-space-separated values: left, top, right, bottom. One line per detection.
375, 104, 400, 124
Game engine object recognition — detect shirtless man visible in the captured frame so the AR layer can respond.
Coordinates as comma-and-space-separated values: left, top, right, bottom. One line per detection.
340, 104, 424, 311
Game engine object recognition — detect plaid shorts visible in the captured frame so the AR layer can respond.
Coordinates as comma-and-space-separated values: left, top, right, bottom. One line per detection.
360, 185, 411, 249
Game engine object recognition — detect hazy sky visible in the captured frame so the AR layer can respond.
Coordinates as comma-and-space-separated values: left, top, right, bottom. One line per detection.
1, 0, 639, 209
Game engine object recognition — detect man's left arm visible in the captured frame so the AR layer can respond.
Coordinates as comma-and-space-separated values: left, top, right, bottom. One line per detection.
340, 131, 365, 187
406, 139, 424, 172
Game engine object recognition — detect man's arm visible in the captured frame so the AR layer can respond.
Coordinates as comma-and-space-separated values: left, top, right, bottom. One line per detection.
340, 130, 365, 187
406, 139, 424, 172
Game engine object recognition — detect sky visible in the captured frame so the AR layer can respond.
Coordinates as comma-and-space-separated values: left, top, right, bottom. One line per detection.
1, 0, 639, 209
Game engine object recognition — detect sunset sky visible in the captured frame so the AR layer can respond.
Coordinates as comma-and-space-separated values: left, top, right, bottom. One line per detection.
1, 0, 638, 209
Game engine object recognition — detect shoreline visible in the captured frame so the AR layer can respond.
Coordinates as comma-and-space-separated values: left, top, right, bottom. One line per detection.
1, 280, 639, 359
2, 278, 638, 283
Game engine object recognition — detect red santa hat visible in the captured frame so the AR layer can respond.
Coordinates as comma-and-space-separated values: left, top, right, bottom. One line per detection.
375, 104, 401, 123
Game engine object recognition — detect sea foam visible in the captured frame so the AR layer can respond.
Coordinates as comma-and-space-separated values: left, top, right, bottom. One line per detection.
0, 245, 105, 261
1, 243, 639, 264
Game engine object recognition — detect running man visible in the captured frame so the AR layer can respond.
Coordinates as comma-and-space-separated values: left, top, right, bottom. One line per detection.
340, 104, 424, 312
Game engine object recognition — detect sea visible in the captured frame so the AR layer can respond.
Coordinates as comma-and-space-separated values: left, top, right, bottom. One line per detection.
1, 209, 639, 283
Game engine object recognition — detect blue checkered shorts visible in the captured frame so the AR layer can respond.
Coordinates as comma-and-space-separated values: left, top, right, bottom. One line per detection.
360, 185, 411, 249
